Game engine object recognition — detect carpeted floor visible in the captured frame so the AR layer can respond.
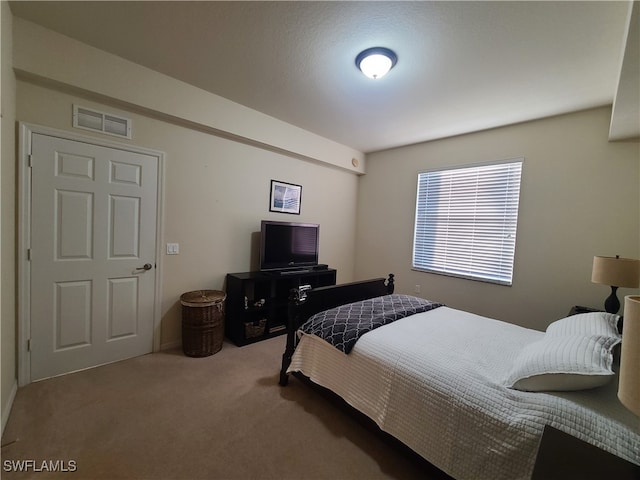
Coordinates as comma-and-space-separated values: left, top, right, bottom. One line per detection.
1, 336, 451, 480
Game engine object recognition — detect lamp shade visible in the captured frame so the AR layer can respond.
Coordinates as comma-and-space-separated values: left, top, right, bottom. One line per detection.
619, 295, 640, 416
591, 256, 640, 288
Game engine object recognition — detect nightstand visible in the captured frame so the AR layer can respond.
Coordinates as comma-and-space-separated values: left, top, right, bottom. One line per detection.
532, 426, 640, 479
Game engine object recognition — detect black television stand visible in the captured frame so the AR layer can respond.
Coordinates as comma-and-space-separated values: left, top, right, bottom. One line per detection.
279, 269, 312, 275
225, 268, 337, 346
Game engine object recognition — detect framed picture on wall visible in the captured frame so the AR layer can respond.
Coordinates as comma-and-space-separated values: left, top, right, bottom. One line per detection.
269, 180, 302, 215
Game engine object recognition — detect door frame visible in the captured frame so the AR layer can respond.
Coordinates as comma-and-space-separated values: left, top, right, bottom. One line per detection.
18, 122, 165, 386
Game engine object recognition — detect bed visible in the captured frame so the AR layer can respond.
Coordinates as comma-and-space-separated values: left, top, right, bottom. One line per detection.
279, 275, 640, 480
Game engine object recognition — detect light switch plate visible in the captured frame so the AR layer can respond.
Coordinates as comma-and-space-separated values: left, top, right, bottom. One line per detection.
166, 243, 179, 255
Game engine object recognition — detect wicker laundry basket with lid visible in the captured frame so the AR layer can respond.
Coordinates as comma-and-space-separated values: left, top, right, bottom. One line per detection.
180, 290, 226, 357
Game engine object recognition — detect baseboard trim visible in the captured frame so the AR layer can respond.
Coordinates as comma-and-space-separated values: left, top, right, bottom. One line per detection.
1, 379, 18, 437
160, 340, 181, 351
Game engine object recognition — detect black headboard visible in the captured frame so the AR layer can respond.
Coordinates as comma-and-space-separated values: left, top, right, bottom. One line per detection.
279, 274, 394, 386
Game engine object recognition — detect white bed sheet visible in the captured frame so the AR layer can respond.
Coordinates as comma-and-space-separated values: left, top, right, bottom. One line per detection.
287, 306, 640, 480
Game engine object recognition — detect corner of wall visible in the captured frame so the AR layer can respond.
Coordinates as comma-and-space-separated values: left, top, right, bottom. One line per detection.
1, 0, 18, 434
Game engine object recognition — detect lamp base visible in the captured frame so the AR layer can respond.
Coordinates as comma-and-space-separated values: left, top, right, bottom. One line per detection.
604, 286, 620, 314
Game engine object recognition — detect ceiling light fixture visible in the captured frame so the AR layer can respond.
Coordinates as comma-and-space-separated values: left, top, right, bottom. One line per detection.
355, 47, 398, 80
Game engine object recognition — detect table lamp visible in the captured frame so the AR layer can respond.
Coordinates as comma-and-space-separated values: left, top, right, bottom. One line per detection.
619, 295, 640, 416
591, 256, 640, 313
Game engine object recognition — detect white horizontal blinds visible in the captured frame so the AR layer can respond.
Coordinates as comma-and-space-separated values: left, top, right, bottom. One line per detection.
413, 159, 523, 285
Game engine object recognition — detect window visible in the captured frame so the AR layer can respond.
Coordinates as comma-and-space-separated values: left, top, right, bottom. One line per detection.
412, 159, 523, 285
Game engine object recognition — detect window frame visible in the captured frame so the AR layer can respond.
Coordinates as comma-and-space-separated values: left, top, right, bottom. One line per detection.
412, 158, 523, 286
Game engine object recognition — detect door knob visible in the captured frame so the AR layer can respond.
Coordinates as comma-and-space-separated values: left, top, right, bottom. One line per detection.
135, 263, 153, 271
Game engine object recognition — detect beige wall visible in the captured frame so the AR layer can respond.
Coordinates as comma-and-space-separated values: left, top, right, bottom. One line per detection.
17, 80, 359, 349
1, 0, 17, 433
356, 107, 640, 331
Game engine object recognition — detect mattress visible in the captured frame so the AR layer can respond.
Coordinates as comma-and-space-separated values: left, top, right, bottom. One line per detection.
287, 306, 640, 480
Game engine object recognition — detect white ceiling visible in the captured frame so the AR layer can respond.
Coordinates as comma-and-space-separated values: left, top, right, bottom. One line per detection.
8, 1, 637, 153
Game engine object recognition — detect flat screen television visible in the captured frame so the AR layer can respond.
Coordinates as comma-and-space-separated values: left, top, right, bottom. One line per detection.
260, 220, 319, 271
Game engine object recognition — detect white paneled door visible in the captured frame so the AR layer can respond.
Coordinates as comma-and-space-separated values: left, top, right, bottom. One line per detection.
29, 133, 158, 381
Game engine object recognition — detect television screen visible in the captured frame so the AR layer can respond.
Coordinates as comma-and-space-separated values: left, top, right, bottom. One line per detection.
260, 220, 319, 271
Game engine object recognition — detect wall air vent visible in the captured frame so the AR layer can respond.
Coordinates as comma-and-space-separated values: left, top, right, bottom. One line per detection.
73, 105, 132, 139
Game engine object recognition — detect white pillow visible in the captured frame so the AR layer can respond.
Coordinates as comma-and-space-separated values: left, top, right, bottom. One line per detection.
546, 312, 620, 339
506, 334, 619, 392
